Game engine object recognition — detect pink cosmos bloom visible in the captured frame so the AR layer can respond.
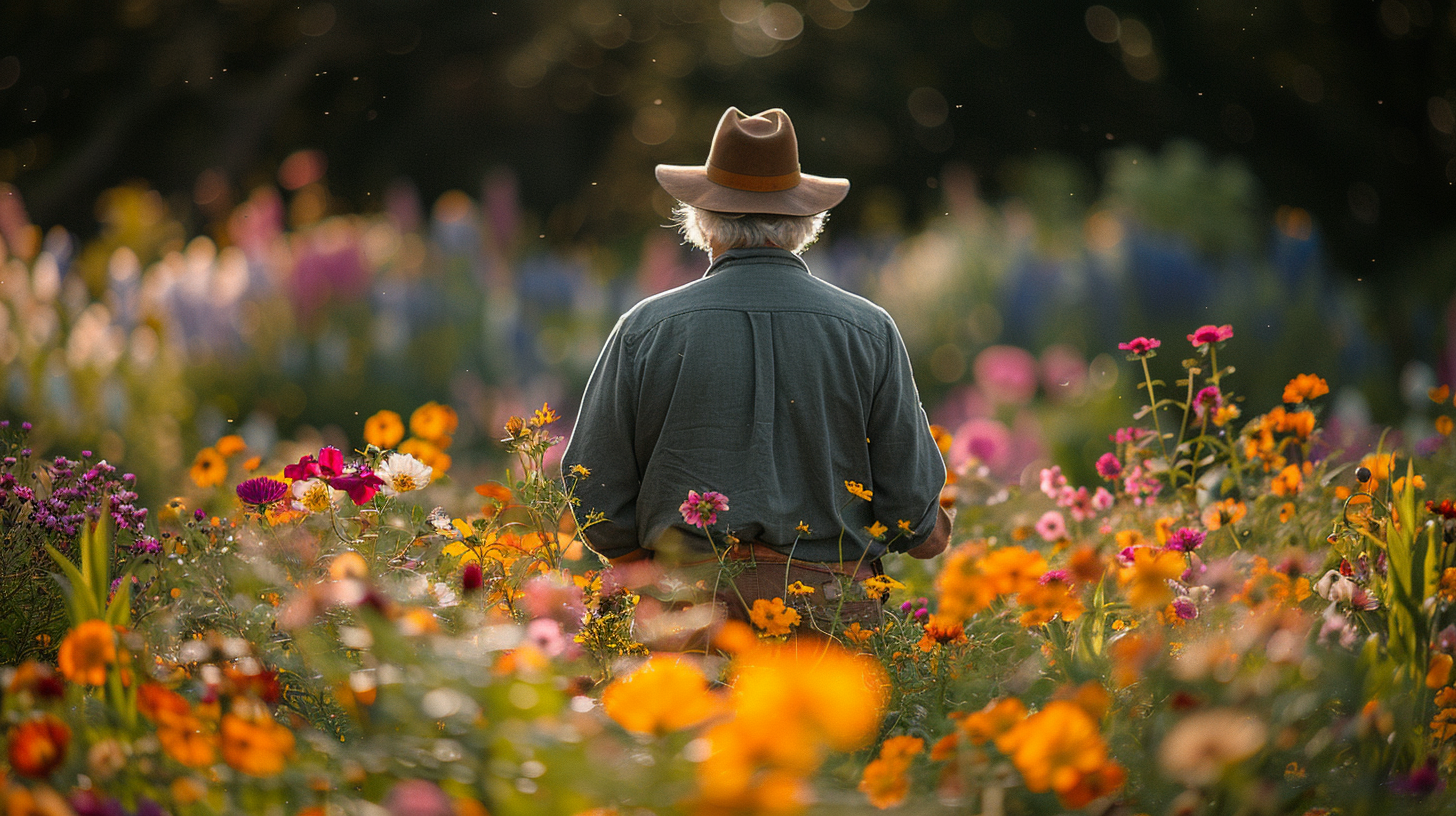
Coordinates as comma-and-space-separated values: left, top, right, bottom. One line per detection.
1187, 324, 1233, 347
1039, 465, 1068, 499
679, 490, 729, 528
1111, 426, 1148, 445
284, 446, 382, 504
331, 468, 385, 505
1034, 510, 1067, 542
1092, 487, 1114, 511
1117, 336, 1161, 356
1095, 452, 1122, 480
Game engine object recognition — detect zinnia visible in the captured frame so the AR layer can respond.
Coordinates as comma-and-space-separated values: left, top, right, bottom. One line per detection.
1117, 336, 1161, 357
236, 477, 289, 508
1187, 324, 1233, 347
57, 619, 117, 686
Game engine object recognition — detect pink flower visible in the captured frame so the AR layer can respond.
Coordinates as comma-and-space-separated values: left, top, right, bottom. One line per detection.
1171, 597, 1198, 620
1039, 569, 1070, 585
1039, 466, 1068, 499
1095, 452, 1122, 480
679, 490, 729, 528
1165, 527, 1206, 553
1034, 510, 1067, 542
973, 345, 1039, 405
1092, 487, 1114, 511
1192, 386, 1223, 420
1187, 324, 1233, 347
1117, 336, 1161, 357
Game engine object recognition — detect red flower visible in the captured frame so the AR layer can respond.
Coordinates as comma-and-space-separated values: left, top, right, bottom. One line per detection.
1187, 324, 1233, 347
1117, 337, 1161, 357
8, 714, 71, 778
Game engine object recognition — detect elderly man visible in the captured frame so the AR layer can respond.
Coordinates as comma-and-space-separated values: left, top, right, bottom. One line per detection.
563, 107, 950, 629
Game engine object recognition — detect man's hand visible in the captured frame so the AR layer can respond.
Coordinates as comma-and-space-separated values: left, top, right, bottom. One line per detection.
906, 505, 954, 559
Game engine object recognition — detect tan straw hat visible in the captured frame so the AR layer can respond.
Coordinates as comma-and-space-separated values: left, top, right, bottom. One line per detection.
655, 107, 849, 216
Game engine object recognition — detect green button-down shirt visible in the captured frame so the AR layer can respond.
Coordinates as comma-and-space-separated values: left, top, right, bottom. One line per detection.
562, 247, 945, 563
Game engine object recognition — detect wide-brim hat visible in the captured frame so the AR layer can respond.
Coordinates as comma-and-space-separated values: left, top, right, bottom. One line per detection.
655, 107, 849, 217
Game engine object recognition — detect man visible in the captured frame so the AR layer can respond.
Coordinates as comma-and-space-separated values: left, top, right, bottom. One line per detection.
563, 107, 950, 629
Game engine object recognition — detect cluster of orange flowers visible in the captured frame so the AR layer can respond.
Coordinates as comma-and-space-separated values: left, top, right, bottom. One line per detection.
600, 627, 887, 814
1241, 374, 1326, 473
188, 433, 255, 489
929, 685, 1125, 808
365, 401, 457, 475
1230, 556, 1312, 609
934, 542, 1086, 628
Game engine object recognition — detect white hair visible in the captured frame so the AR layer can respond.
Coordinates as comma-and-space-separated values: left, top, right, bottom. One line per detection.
671, 204, 827, 255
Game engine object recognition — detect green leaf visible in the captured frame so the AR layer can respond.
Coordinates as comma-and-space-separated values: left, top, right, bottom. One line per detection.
45, 543, 100, 622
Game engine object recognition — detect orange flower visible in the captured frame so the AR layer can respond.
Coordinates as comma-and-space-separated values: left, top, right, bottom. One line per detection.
997, 701, 1109, 796
958, 697, 1028, 745
1068, 546, 1106, 584
864, 520, 888, 539
189, 447, 227, 488
1437, 415, 1455, 436
1201, 498, 1247, 530
748, 597, 801, 637
1017, 578, 1085, 627
474, 481, 514, 510
841, 623, 876, 646
1279, 502, 1296, 523
601, 657, 723, 735
917, 615, 969, 651
978, 546, 1048, 597
1429, 653, 1454, 690
935, 541, 996, 624
7, 715, 71, 778
786, 581, 815, 597
363, 409, 405, 449
214, 434, 247, 457
409, 401, 458, 446
399, 437, 451, 475
861, 575, 904, 600
221, 709, 295, 777
1118, 549, 1186, 609
845, 480, 874, 502
929, 424, 953, 455
1282, 373, 1329, 404
57, 620, 117, 686
1432, 384, 1452, 404
1270, 464, 1303, 497
859, 736, 923, 809
530, 403, 560, 427
1057, 760, 1127, 808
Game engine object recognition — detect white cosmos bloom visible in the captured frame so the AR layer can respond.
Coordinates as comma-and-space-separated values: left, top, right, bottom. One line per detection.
377, 452, 433, 496
291, 478, 339, 514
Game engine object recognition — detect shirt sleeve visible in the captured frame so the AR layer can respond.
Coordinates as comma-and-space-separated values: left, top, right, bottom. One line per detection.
561, 314, 644, 561
868, 315, 947, 553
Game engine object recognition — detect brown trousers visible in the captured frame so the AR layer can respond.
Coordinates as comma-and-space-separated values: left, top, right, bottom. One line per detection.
711, 542, 885, 631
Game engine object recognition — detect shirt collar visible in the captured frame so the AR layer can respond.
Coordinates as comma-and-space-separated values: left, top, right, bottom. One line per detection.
704, 246, 811, 277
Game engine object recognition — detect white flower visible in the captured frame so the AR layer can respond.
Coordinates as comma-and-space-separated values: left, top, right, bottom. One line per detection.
291, 478, 338, 514
376, 452, 433, 496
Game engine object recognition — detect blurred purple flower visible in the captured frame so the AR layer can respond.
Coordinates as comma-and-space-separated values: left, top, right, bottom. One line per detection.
1165, 527, 1206, 553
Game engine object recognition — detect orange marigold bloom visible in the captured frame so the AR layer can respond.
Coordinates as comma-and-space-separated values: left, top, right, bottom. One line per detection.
997, 701, 1109, 796
1201, 498, 1247, 531
189, 447, 227, 489
786, 580, 816, 596
1109, 632, 1162, 689
409, 401, 458, 446
861, 575, 904, 600
1437, 416, 1455, 436
1429, 654, 1454, 690
214, 434, 247, 457
1057, 760, 1127, 809
221, 710, 295, 777
1153, 517, 1177, 546
935, 541, 995, 624
474, 481, 514, 509
1279, 502, 1297, 524
57, 619, 117, 686
1432, 384, 1453, 404
363, 410, 405, 449
858, 736, 924, 809
7, 715, 71, 778
978, 546, 1048, 597
1114, 529, 1147, 550
1270, 464, 1303, 497
601, 657, 723, 735
929, 424, 953, 455
1282, 373, 1329, 404
1118, 549, 1185, 609
157, 716, 218, 768
918, 615, 969, 651
1017, 579, 1084, 627
748, 597, 801, 637
958, 697, 1028, 745
399, 437, 451, 475
1068, 546, 1106, 584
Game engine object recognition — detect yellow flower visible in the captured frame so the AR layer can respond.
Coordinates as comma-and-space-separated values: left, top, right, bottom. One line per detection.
845, 480, 873, 501
796, 521, 811, 535
1017, 579, 1085, 627
57, 620, 117, 686
786, 581, 816, 596
934, 541, 996, 624
978, 546, 1048, 597
1393, 474, 1426, 494
1270, 463, 1303, 497
189, 447, 227, 488
1201, 498, 1247, 531
530, 403, 560, 427
601, 656, 723, 735
865, 520, 888, 539
896, 519, 913, 533
569, 464, 591, 477
958, 697, 1028, 745
841, 622, 876, 645
364, 410, 405, 449
748, 597, 801, 637
1428, 653, 1454, 690
861, 575, 905, 600
1119, 548, 1186, 609
1279, 502, 1296, 524
1212, 404, 1241, 426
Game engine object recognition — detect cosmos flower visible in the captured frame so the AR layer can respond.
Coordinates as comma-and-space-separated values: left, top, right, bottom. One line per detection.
1187, 324, 1233, 347
679, 490, 729, 528
375, 452, 433, 496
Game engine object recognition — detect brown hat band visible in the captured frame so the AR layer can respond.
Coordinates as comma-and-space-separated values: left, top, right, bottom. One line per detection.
705, 164, 802, 193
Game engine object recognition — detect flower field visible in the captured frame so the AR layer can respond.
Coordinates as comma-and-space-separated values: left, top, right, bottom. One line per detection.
4, 315, 1456, 816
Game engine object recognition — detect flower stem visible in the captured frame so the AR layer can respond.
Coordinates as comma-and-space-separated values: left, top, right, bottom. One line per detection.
1140, 357, 1172, 467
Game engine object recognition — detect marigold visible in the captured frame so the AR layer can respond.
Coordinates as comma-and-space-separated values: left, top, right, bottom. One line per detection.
917, 615, 969, 651
786, 581, 815, 596
935, 542, 996, 624
215, 434, 247, 457
980, 546, 1049, 597
221, 709, 295, 777
189, 447, 227, 489
749, 597, 801, 637
864, 520, 888, 539
858, 736, 923, 809
1282, 373, 1329, 404
409, 401, 458, 445
1057, 760, 1127, 808
1017, 579, 1085, 627
601, 656, 723, 735
841, 622, 876, 646
1438, 416, 1455, 436
1429, 653, 1454, 690
959, 697, 1029, 745
1433, 384, 1453, 404
7, 715, 71, 778
998, 701, 1109, 795
845, 480, 873, 502
363, 409, 406, 449
1120, 549, 1185, 609
57, 619, 118, 686
1201, 498, 1247, 530
399, 437, 452, 475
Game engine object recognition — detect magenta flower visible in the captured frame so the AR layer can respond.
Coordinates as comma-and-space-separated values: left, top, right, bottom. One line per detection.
1171, 596, 1198, 620
461, 561, 484, 593
331, 468, 385, 505
1095, 452, 1122, 480
236, 477, 289, 507
1192, 386, 1223, 420
679, 490, 729, 528
1117, 336, 1161, 357
284, 446, 383, 504
1187, 324, 1233, 347
1039, 569, 1070, 585
1164, 527, 1206, 553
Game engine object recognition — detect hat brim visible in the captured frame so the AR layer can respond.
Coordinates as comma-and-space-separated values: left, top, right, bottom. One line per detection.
655, 165, 849, 216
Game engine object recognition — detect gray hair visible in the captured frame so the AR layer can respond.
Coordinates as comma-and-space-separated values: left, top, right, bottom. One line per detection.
671, 204, 827, 255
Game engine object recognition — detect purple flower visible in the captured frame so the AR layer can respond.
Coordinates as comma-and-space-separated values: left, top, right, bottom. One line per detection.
1117, 336, 1161, 357
1095, 452, 1122, 480
1171, 596, 1198, 620
1187, 324, 1233, 347
1165, 527, 1206, 553
236, 477, 290, 507
679, 490, 729, 528
131, 536, 162, 555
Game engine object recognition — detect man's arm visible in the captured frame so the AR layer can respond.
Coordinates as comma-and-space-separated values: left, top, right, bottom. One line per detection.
905, 504, 953, 559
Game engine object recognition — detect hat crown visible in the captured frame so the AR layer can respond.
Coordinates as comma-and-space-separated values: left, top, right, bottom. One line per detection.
707, 108, 799, 178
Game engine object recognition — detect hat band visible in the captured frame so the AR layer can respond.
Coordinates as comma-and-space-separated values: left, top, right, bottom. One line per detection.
706, 164, 801, 192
